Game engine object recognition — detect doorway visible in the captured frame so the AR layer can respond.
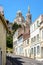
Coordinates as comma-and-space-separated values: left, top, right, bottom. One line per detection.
34, 47, 36, 59
41, 47, 43, 58
0, 50, 2, 65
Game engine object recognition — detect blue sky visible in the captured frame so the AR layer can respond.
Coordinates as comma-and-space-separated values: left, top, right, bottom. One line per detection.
0, 0, 43, 22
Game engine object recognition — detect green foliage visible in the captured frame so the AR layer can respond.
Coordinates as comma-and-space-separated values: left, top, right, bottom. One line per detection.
12, 23, 19, 31
12, 23, 21, 33
6, 23, 22, 48
18, 24, 22, 28
6, 33, 13, 48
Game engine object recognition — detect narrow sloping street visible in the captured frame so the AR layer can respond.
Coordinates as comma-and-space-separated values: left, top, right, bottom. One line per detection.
6, 55, 43, 65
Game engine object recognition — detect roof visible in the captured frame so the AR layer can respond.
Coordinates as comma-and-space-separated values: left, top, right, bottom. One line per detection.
0, 14, 10, 32
23, 33, 30, 41
18, 33, 23, 38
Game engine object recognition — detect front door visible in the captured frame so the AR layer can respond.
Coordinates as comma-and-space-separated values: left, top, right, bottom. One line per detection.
0, 50, 2, 65
41, 47, 43, 58
34, 47, 36, 59
25, 49, 27, 57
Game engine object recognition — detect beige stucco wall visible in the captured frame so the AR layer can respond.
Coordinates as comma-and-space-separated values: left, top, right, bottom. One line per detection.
0, 19, 6, 65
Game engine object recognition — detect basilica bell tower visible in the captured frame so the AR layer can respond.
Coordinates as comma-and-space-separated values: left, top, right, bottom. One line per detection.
26, 6, 32, 26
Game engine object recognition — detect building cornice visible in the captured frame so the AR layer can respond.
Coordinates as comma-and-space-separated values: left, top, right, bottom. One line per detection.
0, 14, 11, 33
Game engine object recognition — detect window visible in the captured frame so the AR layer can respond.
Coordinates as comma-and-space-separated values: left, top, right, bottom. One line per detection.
37, 21, 39, 27
14, 41, 17, 45
31, 37, 35, 43
34, 36, 36, 42
31, 38, 33, 43
42, 30, 43, 39
34, 47, 36, 56
27, 39, 29, 44
37, 46, 40, 54
34, 24, 35, 30
37, 34, 39, 41
31, 48, 33, 54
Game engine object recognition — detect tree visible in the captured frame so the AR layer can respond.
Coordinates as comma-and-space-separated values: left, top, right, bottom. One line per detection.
6, 33, 13, 48
6, 23, 21, 48
12, 23, 19, 31
12, 23, 21, 33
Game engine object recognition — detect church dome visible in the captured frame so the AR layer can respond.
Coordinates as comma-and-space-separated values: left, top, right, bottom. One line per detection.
17, 10, 22, 17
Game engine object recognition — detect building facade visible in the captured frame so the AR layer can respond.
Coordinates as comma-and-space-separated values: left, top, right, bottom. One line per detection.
13, 29, 24, 55
0, 14, 9, 65
23, 38, 30, 57
17, 34, 23, 55
13, 30, 18, 54
13, 7, 31, 56
13, 7, 43, 60
22, 6, 31, 57
30, 15, 43, 59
